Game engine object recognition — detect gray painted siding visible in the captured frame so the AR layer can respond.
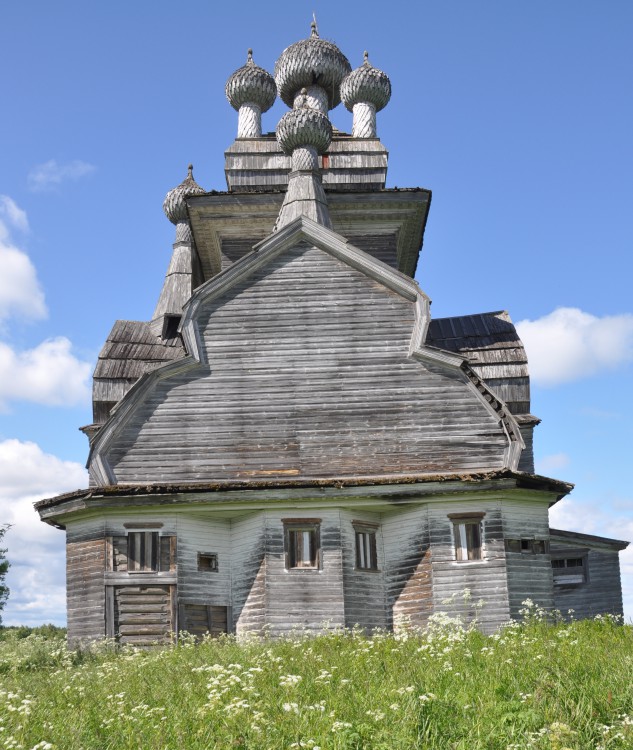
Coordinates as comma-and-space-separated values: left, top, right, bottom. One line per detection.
381, 506, 432, 630
66, 519, 107, 645
176, 516, 232, 611
106, 243, 509, 482
263, 510, 345, 635
231, 513, 266, 636
429, 502, 510, 632
551, 544, 624, 619
340, 510, 386, 631
502, 500, 554, 618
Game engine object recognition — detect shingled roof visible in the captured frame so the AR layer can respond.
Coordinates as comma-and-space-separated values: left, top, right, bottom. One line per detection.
426, 310, 531, 416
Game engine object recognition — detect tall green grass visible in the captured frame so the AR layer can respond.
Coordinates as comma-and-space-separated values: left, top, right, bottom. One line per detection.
0, 605, 631, 749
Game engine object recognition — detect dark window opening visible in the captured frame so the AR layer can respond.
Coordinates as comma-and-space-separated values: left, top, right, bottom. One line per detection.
354, 528, 378, 570
127, 531, 159, 572
453, 520, 482, 561
198, 553, 218, 572
284, 522, 320, 569
162, 315, 181, 340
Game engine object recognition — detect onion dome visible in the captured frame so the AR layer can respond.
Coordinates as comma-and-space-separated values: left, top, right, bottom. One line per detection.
276, 90, 333, 155
341, 51, 391, 112
274, 21, 351, 110
163, 165, 206, 225
225, 49, 276, 112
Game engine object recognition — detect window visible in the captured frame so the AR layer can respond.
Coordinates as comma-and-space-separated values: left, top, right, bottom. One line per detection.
127, 531, 160, 572
353, 523, 378, 570
552, 556, 586, 585
198, 553, 218, 572
449, 514, 484, 562
283, 519, 320, 569
505, 538, 550, 554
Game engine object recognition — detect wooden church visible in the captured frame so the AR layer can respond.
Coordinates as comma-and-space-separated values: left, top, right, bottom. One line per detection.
36, 24, 627, 645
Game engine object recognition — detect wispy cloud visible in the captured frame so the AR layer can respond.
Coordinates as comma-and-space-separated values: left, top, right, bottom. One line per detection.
0, 439, 88, 626
517, 307, 633, 386
0, 195, 29, 237
536, 452, 570, 475
28, 159, 95, 192
0, 337, 92, 409
0, 197, 46, 322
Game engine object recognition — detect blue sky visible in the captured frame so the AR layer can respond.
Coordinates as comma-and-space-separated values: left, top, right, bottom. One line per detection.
0, 0, 631, 625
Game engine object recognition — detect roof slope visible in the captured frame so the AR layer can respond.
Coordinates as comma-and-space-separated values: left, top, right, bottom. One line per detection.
427, 311, 530, 415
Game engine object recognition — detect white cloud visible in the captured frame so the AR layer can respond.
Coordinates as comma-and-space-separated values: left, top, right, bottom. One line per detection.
0, 439, 88, 626
535, 452, 570, 475
0, 195, 29, 237
0, 197, 46, 323
516, 307, 633, 386
28, 159, 95, 192
0, 337, 91, 408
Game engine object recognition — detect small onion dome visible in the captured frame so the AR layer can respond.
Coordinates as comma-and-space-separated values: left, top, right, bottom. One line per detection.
276, 90, 333, 155
274, 21, 351, 110
163, 164, 206, 224
340, 51, 391, 112
225, 49, 276, 112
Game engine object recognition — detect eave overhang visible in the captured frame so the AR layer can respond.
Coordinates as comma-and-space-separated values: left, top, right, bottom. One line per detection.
549, 527, 629, 551
187, 188, 431, 281
35, 469, 573, 527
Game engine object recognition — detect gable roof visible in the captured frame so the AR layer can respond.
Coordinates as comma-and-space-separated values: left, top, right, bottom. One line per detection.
88, 217, 524, 486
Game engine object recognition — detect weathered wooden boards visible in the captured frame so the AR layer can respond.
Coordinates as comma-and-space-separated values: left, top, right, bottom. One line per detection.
103, 244, 512, 484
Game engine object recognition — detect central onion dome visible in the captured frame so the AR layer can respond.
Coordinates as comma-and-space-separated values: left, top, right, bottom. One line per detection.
340, 51, 391, 113
274, 21, 351, 110
276, 89, 333, 155
225, 49, 276, 113
163, 165, 206, 225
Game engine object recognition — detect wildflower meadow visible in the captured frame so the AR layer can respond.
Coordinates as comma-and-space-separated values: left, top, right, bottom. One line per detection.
0, 605, 631, 749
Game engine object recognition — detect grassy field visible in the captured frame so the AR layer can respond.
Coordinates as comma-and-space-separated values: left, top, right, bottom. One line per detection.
0, 606, 631, 750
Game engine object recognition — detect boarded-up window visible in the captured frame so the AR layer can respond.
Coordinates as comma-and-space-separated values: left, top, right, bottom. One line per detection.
552, 556, 586, 585
284, 521, 320, 569
505, 538, 550, 554
179, 603, 228, 638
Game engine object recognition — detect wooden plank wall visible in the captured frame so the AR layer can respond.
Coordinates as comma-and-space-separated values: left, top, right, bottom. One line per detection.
113, 584, 173, 646
551, 544, 625, 619
231, 513, 266, 636
66, 520, 107, 645
262, 510, 345, 635
176, 516, 232, 612
502, 500, 554, 618
428, 502, 510, 632
381, 506, 433, 631
107, 243, 509, 482
517, 426, 535, 473
340, 510, 386, 631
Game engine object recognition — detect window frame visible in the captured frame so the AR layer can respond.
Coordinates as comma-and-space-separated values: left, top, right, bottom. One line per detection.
282, 519, 321, 570
352, 521, 379, 571
448, 513, 484, 562
126, 530, 160, 573
551, 551, 588, 586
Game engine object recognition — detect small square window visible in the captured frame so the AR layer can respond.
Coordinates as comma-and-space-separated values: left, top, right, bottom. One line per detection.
354, 527, 378, 570
198, 553, 218, 572
283, 520, 320, 569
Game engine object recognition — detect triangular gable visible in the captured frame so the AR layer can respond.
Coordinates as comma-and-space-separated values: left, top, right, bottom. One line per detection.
88, 217, 523, 485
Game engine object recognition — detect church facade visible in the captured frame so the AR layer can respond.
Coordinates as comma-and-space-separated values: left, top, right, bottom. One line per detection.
36, 25, 627, 645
